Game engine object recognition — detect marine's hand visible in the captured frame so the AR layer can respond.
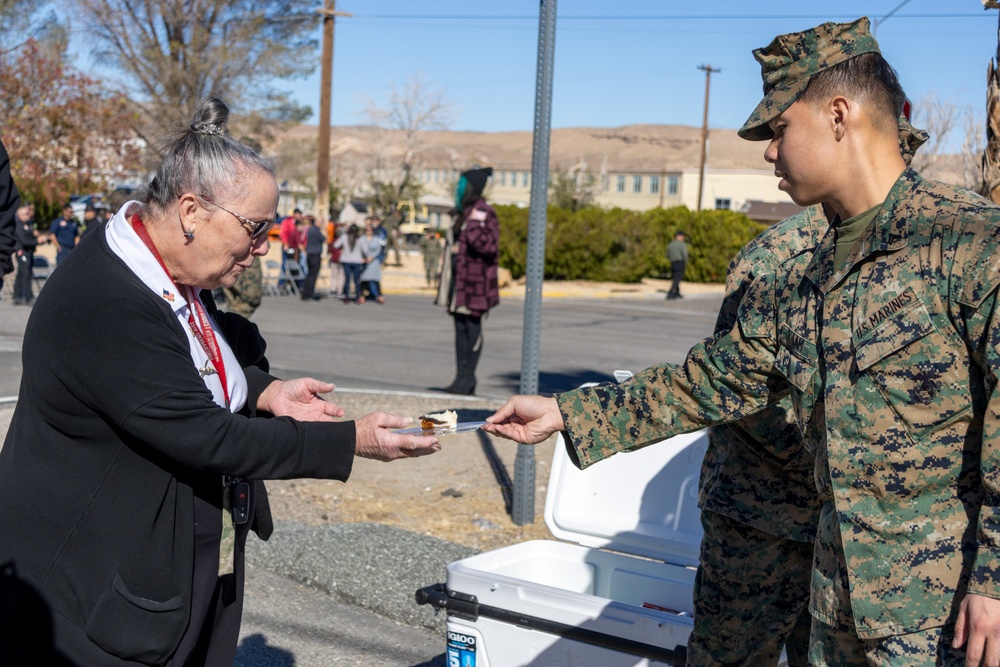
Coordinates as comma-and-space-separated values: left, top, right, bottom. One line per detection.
355, 412, 441, 461
259, 378, 346, 421
482, 395, 564, 444
953, 592, 1000, 666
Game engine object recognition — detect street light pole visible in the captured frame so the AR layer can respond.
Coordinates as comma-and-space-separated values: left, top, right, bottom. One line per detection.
696, 64, 719, 213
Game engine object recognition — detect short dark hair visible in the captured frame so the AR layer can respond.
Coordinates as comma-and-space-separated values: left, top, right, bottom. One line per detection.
799, 52, 906, 135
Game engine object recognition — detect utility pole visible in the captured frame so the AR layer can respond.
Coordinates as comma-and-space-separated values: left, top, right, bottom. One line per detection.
696, 65, 720, 212
315, 1, 351, 222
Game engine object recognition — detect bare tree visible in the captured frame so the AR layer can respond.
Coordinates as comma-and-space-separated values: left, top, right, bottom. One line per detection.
71, 0, 316, 144
909, 93, 959, 179
549, 164, 598, 211
962, 106, 987, 192
361, 72, 456, 215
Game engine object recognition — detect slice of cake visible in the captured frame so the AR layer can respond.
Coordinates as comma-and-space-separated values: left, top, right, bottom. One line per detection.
420, 410, 458, 431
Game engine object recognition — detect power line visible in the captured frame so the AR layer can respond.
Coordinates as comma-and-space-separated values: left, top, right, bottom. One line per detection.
344, 13, 984, 21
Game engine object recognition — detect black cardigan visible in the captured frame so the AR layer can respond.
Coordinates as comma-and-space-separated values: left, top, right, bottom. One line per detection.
0, 227, 356, 665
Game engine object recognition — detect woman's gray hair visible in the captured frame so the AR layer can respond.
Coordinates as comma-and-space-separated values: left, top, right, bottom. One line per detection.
142, 97, 276, 214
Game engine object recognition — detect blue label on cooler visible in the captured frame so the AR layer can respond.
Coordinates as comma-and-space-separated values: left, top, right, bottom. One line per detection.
447, 630, 476, 667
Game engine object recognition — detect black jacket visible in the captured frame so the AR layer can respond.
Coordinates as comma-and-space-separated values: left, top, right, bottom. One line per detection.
0, 137, 20, 276
0, 226, 356, 665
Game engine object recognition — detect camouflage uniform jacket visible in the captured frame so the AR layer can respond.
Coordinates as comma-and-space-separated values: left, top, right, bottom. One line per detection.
558, 169, 1000, 639
700, 206, 826, 543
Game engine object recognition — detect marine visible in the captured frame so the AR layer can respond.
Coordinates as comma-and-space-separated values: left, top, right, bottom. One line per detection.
485, 17, 1000, 665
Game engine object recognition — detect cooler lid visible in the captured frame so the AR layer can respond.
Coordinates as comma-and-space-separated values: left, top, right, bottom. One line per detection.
543, 420, 706, 568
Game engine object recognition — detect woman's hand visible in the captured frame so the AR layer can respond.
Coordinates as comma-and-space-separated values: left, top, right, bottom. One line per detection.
355, 412, 441, 461
258, 378, 345, 421
482, 395, 564, 444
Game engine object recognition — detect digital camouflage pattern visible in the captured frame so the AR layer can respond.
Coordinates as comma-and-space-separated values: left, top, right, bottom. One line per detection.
701, 116, 927, 543
699, 204, 827, 543
224, 256, 263, 318
739, 17, 881, 141
688, 511, 813, 667
809, 616, 966, 666
557, 169, 1000, 640
691, 209, 825, 667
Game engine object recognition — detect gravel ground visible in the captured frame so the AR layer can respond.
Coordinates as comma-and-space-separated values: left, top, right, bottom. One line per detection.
266, 391, 557, 553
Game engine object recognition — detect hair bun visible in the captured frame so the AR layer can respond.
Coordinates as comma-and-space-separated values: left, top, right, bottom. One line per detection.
190, 97, 231, 137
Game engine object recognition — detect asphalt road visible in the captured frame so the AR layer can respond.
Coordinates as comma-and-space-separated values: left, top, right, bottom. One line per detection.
0, 288, 723, 665
0, 289, 722, 400
252, 290, 723, 401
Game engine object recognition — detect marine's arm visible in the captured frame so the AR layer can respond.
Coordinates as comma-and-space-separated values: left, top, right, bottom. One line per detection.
951, 242, 1000, 664
488, 272, 787, 465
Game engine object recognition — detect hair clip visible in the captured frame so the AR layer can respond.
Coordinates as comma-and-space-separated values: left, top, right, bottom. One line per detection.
192, 122, 225, 137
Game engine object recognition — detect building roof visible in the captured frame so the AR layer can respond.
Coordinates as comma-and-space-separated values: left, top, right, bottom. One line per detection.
740, 200, 806, 223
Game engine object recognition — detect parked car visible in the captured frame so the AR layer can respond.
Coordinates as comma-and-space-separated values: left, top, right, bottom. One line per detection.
69, 194, 106, 220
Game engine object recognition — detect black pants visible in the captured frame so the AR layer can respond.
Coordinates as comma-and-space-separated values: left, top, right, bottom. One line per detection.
302, 253, 322, 298
172, 483, 253, 666
448, 313, 483, 394
669, 260, 686, 297
12, 251, 33, 302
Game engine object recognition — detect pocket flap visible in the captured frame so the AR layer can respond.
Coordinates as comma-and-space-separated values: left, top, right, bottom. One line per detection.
854, 298, 934, 372
776, 326, 818, 393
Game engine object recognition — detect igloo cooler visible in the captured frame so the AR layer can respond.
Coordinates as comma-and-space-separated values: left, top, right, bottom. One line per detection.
417, 426, 722, 667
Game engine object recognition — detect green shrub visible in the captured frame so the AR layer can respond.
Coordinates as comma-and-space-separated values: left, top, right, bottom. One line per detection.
495, 204, 768, 284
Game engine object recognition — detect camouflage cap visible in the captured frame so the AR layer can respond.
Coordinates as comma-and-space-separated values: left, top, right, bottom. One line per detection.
897, 116, 928, 167
738, 17, 881, 141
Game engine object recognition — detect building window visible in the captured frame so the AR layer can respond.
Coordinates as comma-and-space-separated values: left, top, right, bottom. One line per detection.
616, 175, 625, 192
522, 172, 529, 187
499, 172, 506, 186
632, 176, 642, 193
715, 198, 732, 210
649, 175, 660, 194
667, 175, 679, 195
601, 174, 609, 192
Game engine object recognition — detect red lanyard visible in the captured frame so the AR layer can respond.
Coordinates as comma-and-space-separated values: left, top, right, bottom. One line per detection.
131, 213, 230, 408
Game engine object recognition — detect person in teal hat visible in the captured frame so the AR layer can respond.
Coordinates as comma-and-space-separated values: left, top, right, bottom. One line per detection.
435, 167, 499, 395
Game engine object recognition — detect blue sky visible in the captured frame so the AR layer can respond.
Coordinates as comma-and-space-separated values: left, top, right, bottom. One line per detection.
281, 1, 997, 138
69, 2, 997, 145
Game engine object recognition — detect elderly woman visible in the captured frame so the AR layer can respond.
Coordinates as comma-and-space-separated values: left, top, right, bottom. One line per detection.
0, 98, 439, 665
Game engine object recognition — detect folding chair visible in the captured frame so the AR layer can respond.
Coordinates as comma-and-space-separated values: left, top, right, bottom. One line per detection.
280, 262, 303, 297
262, 260, 282, 296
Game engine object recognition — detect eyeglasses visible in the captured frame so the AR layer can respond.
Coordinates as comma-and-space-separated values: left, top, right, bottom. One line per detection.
198, 194, 273, 241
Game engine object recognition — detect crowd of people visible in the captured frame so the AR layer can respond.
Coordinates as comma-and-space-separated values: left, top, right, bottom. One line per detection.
270, 209, 445, 306
7, 200, 112, 305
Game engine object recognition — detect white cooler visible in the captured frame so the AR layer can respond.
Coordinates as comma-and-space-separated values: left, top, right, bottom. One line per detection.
417, 425, 716, 667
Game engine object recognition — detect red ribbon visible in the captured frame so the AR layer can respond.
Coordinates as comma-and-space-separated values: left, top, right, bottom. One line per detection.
131, 213, 230, 408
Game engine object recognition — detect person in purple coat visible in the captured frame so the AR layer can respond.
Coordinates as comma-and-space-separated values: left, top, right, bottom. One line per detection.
436, 167, 499, 395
